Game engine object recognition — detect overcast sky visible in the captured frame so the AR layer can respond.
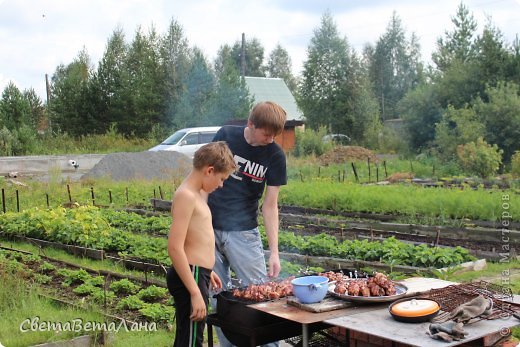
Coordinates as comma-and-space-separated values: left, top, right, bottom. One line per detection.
1, 0, 519, 101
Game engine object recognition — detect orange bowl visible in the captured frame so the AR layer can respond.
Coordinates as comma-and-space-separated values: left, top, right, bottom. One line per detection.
389, 298, 440, 323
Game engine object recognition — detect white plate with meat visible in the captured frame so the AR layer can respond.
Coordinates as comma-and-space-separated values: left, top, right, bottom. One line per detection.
328, 272, 408, 303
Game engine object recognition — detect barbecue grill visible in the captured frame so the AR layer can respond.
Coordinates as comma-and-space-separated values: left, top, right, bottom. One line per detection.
213, 291, 332, 346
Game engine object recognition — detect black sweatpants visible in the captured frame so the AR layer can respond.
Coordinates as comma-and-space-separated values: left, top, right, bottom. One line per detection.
166, 265, 211, 347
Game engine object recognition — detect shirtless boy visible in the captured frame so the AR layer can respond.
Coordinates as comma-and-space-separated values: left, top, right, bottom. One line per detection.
167, 141, 236, 347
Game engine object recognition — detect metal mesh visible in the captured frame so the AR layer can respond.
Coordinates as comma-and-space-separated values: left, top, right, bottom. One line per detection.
284, 331, 345, 347
417, 280, 519, 322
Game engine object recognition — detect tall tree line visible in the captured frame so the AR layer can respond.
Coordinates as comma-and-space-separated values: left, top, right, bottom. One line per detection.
400, 3, 520, 164
1, 3, 519, 166
47, 20, 254, 138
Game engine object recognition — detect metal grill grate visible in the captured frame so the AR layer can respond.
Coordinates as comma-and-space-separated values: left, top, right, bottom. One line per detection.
417, 280, 519, 322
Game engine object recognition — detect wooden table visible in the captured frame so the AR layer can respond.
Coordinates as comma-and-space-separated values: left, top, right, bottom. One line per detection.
247, 278, 520, 347
250, 299, 368, 346
324, 304, 520, 347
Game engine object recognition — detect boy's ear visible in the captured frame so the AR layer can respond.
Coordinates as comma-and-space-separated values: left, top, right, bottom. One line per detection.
206, 166, 215, 175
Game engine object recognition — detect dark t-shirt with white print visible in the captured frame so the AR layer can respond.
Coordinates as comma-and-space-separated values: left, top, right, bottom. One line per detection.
208, 125, 287, 231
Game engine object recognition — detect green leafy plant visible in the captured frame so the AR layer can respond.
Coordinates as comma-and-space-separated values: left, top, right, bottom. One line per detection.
116, 295, 146, 311
33, 274, 52, 284
109, 278, 141, 295
73, 283, 99, 296
57, 268, 92, 287
72, 275, 105, 296
87, 276, 105, 287
38, 262, 56, 274
20, 254, 41, 265
138, 303, 174, 323
137, 285, 168, 303
89, 288, 116, 305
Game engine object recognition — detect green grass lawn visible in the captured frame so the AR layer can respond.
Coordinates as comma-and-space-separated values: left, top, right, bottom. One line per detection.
0, 270, 174, 347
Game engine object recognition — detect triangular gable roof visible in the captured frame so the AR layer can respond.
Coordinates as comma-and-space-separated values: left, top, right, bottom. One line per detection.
244, 77, 304, 122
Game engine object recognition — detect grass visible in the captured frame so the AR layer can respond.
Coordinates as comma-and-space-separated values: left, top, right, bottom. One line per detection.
2, 173, 518, 223
0, 242, 174, 347
0, 176, 179, 213
279, 181, 520, 222
0, 272, 174, 347
442, 259, 520, 294
0, 239, 167, 283
0, 270, 105, 347
286, 155, 465, 182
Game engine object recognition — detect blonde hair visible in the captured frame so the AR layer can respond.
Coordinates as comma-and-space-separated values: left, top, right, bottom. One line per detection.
193, 141, 236, 173
248, 101, 287, 136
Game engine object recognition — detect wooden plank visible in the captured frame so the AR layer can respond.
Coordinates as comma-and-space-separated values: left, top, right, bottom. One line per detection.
149, 198, 171, 211
280, 213, 520, 245
279, 205, 520, 230
250, 298, 377, 325
287, 296, 352, 313
23, 237, 105, 260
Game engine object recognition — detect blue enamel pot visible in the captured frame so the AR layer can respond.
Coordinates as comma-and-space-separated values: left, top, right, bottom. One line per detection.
291, 276, 329, 304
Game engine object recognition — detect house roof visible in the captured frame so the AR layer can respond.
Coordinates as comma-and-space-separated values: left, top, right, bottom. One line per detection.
244, 77, 304, 122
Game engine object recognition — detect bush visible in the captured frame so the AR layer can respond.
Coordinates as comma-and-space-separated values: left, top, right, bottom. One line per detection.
456, 138, 503, 178
0, 126, 17, 156
512, 151, 520, 177
292, 126, 332, 157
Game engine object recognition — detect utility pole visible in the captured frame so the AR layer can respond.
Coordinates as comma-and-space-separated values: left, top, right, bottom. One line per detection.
241, 33, 246, 78
45, 73, 51, 105
45, 73, 52, 133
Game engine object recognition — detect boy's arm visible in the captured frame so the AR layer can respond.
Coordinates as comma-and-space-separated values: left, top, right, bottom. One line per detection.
262, 185, 281, 278
168, 189, 207, 321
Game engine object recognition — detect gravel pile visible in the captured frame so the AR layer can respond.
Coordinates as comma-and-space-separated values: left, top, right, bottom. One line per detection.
81, 151, 191, 181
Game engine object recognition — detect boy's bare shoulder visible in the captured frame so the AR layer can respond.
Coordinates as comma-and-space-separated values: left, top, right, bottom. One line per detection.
173, 185, 197, 201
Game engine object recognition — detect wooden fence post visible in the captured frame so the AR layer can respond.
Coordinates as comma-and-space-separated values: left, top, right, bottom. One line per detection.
90, 187, 96, 206
351, 163, 359, 182
67, 184, 72, 203
367, 158, 371, 183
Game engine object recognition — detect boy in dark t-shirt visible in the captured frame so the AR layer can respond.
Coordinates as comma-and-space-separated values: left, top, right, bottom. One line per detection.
207, 101, 287, 347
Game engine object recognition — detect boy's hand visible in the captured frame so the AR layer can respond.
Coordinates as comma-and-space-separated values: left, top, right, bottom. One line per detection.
190, 292, 206, 321
210, 271, 222, 290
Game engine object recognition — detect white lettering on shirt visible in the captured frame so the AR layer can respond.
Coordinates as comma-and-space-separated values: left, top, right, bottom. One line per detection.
231, 155, 267, 183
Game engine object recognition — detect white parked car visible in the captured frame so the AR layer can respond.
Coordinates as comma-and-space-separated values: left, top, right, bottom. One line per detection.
322, 134, 351, 145
148, 126, 221, 158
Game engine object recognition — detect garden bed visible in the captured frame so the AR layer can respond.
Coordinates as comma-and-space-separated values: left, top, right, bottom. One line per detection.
0, 247, 173, 327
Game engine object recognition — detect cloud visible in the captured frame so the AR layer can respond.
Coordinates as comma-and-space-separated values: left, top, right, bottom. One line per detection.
0, 0, 518, 100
